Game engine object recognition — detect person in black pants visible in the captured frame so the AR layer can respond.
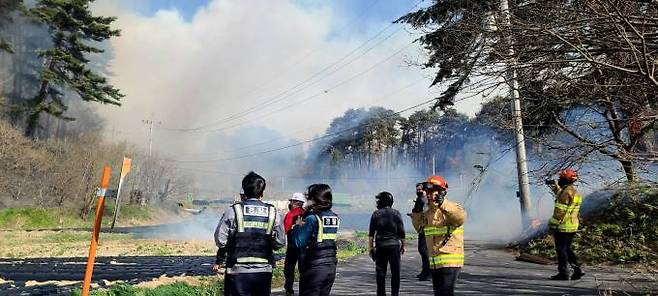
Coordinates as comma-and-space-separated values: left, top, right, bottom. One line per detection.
290, 184, 340, 296
414, 183, 430, 281
554, 232, 580, 277
368, 192, 406, 296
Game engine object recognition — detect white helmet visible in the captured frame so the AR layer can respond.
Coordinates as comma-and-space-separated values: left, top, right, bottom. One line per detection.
289, 192, 305, 203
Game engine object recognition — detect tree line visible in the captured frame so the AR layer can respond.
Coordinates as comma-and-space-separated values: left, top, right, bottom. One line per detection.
0, 0, 121, 139
390, 0, 658, 182
0, 1, 191, 215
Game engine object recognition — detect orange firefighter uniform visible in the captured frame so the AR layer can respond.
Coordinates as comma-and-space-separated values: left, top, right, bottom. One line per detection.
548, 184, 582, 233
548, 169, 584, 280
411, 199, 466, 269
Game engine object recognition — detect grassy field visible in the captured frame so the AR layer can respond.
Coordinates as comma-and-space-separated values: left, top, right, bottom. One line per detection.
50, 233, 364, 295
0, 204, 160, 230
0, 230, 216, 258
71, 277, 224, 296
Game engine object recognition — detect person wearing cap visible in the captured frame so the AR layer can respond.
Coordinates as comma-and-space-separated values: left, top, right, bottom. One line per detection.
283, 192, 306, 295
237, 189, 246, 203
412, 176, 466, 296
368, 192, 406, 296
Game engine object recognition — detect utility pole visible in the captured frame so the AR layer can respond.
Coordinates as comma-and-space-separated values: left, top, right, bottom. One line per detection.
432, 154, 436, 175
501, 0, 533, 228
141, 116, 160, 205
141, 117, 161, 157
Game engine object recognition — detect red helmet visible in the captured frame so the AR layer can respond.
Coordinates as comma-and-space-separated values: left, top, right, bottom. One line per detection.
426, 175, 448, 191
559, 169, 578, 182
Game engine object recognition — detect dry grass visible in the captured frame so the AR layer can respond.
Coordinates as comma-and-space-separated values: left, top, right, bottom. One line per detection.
0, 230, 215, 258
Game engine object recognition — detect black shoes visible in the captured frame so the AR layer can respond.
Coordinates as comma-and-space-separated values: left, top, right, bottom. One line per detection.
550, 270, 585, 281
571, 268, 585, 280
550, 273, 570, 281
416, 272, 430, 281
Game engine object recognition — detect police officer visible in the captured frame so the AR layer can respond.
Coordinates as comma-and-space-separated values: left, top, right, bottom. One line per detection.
290, 184, 340, 296
214, 172, 286, 296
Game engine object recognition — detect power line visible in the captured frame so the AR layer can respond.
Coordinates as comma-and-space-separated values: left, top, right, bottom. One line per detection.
159, 0, 423, 132
165, 96, 439, 163
174, 166, 423, 181
229, 0, 380, 103
174, 77, 428, 158
160, 40, 416, 136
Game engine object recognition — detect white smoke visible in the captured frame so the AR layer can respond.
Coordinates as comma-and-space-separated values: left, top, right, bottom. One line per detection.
90, 0, 485, 156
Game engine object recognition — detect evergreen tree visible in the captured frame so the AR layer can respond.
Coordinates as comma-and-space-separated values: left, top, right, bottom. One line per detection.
0, 0, 23, 53
23, 0, 123, 138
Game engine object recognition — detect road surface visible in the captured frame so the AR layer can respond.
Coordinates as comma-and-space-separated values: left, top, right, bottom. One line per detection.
274, 241, 656, 295
1, 241, 655, 295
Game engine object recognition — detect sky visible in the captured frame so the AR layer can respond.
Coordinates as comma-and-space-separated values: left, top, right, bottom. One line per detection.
92, 0, 487, 159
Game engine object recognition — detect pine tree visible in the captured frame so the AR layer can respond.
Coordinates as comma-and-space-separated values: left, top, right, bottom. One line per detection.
23, 0, 123, 138
0, 0, 23, 53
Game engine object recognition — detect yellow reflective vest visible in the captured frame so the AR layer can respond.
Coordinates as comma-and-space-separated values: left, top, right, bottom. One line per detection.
549, 184, 583, 233
411, 199, 466, 269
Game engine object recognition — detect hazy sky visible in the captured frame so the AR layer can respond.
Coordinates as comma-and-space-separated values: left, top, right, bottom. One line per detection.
92, 0, 487, 158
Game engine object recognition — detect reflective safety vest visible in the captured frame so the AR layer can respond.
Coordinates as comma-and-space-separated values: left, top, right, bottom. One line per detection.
304, 210, 340, 267
424, 225, 465, 268
226, 199, 276, 267
549, 188, 583, 233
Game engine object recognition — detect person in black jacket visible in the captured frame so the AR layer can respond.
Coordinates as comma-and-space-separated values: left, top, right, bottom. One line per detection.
213, 172, 286, 296
368, 192, 406, 296
290, 184, 340, 296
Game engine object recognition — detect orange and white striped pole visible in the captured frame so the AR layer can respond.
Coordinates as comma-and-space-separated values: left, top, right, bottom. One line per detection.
82, 166, 111, 296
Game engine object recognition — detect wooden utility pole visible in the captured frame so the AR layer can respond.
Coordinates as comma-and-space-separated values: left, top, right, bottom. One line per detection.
501, 0, 533, 228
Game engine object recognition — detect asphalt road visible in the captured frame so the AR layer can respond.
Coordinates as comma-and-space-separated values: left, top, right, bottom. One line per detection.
1, 241, 655, 295
275, 241, 657, 295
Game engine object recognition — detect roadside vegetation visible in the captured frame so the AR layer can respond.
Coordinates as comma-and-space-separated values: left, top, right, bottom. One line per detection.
522, 186, 658, 267
66, 235, 363, 296
71, 278, 224, 296
0, 230, 216, 258
0, 120, 191, 222
0, 204, 159, 230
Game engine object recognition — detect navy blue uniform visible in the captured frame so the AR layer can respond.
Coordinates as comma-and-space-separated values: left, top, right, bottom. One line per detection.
291, 210, 340, 296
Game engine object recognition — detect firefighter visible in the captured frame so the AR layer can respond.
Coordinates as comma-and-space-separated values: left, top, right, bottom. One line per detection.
213, 172, 286, 296
547, 169, 585, 281
290, 184, 340, 296
411, 176, 466, 296
283, 192, 306, 296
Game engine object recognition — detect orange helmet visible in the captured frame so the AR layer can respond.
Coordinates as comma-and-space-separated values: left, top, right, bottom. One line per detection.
559, 169, 578, 182
426, 175, 448, 191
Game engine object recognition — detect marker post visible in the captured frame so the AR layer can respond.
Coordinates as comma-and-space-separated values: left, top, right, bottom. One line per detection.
82, 166, 111, 296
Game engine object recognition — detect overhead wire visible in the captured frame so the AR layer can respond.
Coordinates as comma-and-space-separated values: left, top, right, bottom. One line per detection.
173, 41, 417, 136
175, 76, 429, 157
166, 94, 480, 164
228, 0, 380, 102
166, 96, 439, 163
159, 0, 424, 132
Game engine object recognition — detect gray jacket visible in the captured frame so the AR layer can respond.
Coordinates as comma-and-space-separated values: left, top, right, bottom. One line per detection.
214, 199, 286, 274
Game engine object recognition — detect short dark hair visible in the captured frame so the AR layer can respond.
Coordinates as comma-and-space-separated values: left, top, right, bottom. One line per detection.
376, 191, 394, 208
307, 183, 332, 212
242, 171, 266, 199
